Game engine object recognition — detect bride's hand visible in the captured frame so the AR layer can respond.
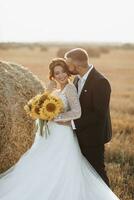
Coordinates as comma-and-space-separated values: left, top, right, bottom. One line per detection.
46, 80, 57, 92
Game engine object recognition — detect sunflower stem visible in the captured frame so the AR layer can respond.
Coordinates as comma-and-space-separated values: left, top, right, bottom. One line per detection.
44, 120, 50, 139
38, 119, 45, 136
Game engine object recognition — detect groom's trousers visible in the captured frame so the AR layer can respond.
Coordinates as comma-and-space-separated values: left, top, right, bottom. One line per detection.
81, 145, 110, 187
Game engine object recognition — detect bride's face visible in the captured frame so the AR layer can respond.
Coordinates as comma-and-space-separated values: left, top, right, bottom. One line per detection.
53, 66, 69, 85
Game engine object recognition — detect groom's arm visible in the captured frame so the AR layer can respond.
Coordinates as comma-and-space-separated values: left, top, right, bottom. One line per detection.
75, 78, 111, 130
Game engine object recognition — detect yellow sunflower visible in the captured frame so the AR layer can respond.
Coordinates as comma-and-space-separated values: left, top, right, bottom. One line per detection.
29, 94, 42, 106
39, 97, 64, 120
29, 105, 41, 119
24, 94, 43, 119
24, 91, 63, 121
24, 104, 31, 114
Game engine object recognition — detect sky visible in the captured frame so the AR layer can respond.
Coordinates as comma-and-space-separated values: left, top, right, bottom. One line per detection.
0, 0, 134, 43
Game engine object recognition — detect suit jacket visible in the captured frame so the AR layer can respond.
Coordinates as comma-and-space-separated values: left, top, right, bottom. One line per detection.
74, 67, 112, 147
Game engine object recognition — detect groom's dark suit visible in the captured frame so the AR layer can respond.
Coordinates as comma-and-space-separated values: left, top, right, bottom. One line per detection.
73, 67, 112, 186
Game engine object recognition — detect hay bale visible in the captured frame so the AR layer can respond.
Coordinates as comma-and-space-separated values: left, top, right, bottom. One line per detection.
99, 46, 110, 54
57, 47, 71, 58
0, 61, 45, 173
85, 47, 101, 58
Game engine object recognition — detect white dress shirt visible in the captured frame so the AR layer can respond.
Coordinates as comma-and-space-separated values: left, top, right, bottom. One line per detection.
71, 64, 94, 130
77, 65, 94, 96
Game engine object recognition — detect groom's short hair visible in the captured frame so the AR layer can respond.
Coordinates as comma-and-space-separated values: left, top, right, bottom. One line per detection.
64, 48, 89, 64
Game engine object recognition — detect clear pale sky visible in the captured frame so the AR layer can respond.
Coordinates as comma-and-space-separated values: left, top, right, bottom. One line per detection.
0, 0, 134, 43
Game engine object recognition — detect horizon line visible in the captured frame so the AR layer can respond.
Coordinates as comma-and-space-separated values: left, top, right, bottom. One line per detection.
0, 41, 134, 45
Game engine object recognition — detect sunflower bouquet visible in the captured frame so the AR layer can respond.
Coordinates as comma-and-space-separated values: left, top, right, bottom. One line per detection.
24, 91, 64, 137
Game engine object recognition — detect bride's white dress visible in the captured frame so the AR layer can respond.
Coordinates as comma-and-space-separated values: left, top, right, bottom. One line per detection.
0, 83, 120, 200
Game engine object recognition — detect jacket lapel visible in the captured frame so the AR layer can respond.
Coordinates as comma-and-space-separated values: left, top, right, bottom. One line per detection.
79, 67, 95, 99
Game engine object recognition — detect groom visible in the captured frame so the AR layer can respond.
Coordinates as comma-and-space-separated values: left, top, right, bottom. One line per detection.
64, 48, 112, 186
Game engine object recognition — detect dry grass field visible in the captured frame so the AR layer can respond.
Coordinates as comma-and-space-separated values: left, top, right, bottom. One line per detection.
0, 43, 134, 200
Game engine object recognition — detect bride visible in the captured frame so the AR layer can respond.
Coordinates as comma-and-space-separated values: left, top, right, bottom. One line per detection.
0, 58, 120, 200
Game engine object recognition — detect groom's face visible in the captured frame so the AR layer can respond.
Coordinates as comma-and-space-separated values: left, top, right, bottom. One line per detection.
66, 58, 79, 75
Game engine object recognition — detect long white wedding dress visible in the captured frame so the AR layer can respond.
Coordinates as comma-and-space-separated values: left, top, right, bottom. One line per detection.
0, 83, 120, 200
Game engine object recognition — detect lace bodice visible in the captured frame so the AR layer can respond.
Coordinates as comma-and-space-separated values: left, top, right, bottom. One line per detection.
52, 83, 81, 122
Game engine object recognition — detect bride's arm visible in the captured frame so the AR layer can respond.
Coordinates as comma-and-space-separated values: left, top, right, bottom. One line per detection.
54, 83, 81, 122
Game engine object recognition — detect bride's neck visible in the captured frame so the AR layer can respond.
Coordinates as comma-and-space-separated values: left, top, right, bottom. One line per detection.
59, 82, 69, 91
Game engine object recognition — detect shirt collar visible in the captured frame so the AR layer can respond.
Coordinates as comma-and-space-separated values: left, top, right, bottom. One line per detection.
78, 64, 93, 82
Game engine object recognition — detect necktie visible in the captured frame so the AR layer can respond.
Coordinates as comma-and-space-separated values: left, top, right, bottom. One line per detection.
75, 78, 79, 92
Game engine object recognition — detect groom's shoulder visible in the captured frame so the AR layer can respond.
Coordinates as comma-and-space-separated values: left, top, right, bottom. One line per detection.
93, 67, 110, 84
92, 68, 111, 91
